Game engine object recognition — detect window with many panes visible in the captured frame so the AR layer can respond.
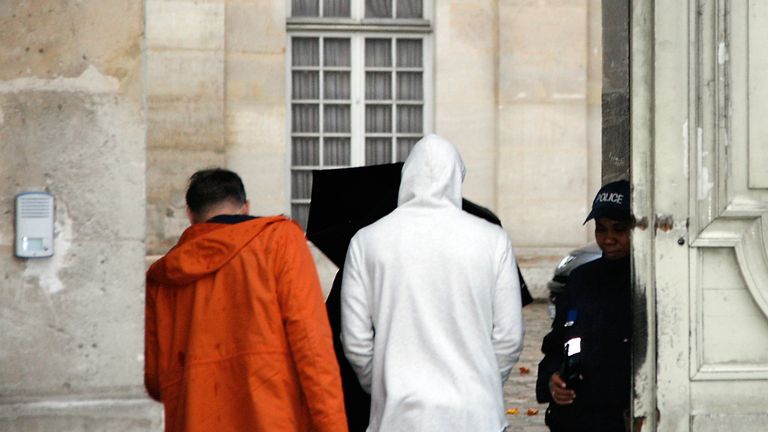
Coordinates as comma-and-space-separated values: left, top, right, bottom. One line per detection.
288, 0, 432, 229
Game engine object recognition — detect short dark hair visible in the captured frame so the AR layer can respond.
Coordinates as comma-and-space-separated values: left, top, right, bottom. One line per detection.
186, 168, 246, 218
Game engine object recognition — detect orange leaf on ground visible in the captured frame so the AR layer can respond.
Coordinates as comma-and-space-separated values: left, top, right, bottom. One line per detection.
526, 408, 539, 416
519, 366, 531, 375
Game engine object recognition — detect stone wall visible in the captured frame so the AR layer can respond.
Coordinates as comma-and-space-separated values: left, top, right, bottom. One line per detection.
143, 1, 603, 298
497, 0, 603, 295
225, 1, 290, 219
145, 0, 289, 255
145, 0, 227, 254
0, 1, 161, 429
434, 0, 498, 208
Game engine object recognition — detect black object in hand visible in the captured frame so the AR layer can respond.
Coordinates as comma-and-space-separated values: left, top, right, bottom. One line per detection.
560, 337, 583, 390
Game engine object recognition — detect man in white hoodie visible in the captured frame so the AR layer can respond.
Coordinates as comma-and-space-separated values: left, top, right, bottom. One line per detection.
341, 134, 525, 432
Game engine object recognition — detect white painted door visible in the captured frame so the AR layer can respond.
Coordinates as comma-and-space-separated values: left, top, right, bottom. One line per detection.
631, 1, 768, 431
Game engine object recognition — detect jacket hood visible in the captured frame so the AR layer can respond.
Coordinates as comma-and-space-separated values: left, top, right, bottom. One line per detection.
397, 134, 465, 208
147, 215, 286, 286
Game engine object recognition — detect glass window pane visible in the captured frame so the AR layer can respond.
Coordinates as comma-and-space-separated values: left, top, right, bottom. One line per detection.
366, 72, 392, 100
292, 104, 319, 133
366, 105, 392, 133
324, 138, 351, 166
397, 39, 422, 67
366, 138, 392, 165
292, 203, 310, 231
396, 0, 422, 18
324, 0, 351, 17
365, 0, 392, 18
324, 72, 351, 100
396, 72, 422, 100
292, 38, 319, 66
292, 71, 319, 99
292, 138, 319, 165
396, 137, 419, 162
365, 39, 392, 67
397, 105, 422, 133
324, 105, 351, 133
292, 0, 319, 17
324, 38, 351, 67
291, 171, 313, 199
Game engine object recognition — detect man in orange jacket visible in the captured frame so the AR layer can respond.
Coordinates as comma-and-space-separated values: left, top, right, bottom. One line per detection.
145, 168, 347, 432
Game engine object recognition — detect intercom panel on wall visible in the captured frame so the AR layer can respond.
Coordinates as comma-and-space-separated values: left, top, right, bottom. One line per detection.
15, 192, 54, 258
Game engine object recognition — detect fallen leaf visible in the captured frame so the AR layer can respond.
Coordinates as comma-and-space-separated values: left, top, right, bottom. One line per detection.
506, 408, 519, 415
526, 408, 539, 416
519, 366, 531, 375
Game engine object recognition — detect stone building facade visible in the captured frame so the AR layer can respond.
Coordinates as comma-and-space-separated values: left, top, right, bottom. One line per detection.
1, 0, 604, 428
4, 1, 767, 431
145, 0, 604, 297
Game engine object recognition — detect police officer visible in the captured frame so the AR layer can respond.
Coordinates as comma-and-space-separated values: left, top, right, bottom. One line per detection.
536, 179, 633, 432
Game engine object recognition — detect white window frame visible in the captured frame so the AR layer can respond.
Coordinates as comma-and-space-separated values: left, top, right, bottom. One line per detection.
286, 0, 434, 227
287, 0, 434, 28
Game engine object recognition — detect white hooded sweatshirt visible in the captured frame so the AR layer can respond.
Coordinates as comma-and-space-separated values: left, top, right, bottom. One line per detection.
341, 134, 524, 432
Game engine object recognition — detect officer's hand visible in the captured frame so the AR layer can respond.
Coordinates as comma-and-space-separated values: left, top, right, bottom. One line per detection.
549, 372, 576, 405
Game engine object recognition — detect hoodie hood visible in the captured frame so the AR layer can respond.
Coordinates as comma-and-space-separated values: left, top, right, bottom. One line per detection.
147, 215, 286, 286
397, 134, 465, 209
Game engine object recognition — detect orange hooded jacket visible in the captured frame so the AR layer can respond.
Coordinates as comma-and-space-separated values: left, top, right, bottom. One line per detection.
145, 215, 347, 432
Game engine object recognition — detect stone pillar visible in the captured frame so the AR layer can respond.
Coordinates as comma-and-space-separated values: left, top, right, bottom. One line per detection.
145, 0, 289, 254
601, 0, 630, 182
145, 0, 226, 254
434, 0, 498, 208
225, 1, 289, 217
0, 1, 162, 430
497, 0, 600, 296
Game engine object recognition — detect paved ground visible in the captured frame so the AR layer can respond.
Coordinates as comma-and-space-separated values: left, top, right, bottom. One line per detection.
503, 301, 552, 432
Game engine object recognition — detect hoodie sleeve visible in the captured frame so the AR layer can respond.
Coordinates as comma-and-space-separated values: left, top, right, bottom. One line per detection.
340, 235, 374, 393
274, 222, 348, 432
492, 234, 525, 383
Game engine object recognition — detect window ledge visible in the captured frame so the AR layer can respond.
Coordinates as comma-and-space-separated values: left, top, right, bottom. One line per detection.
287, 17, 431, 33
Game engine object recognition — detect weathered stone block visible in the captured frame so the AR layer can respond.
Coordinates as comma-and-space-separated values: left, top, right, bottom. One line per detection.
226, 1, 286, 54
146, 0, 224, 50
435, 1, 497, 208
0, 399, 163, 432
226, 103, 289, 217
226, 54, 287, 104
601, 0, 629, 92
499, 1, 588, 102
1, 91, 144, 241
146, 49, 224, 98
601, 91, 630, 181
146, 96, 225, 151
497, 103, 591, 246
0, 1, 142, 81
1, 240, 146, 396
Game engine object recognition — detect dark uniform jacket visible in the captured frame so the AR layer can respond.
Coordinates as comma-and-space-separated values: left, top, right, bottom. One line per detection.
536, 256, 631, 432
327, 269, 371, 432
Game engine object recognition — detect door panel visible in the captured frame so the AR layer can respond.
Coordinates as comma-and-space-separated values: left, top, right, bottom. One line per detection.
689, 0, 768, 382
748, 1, 768, 188
632, 0, 768, 430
